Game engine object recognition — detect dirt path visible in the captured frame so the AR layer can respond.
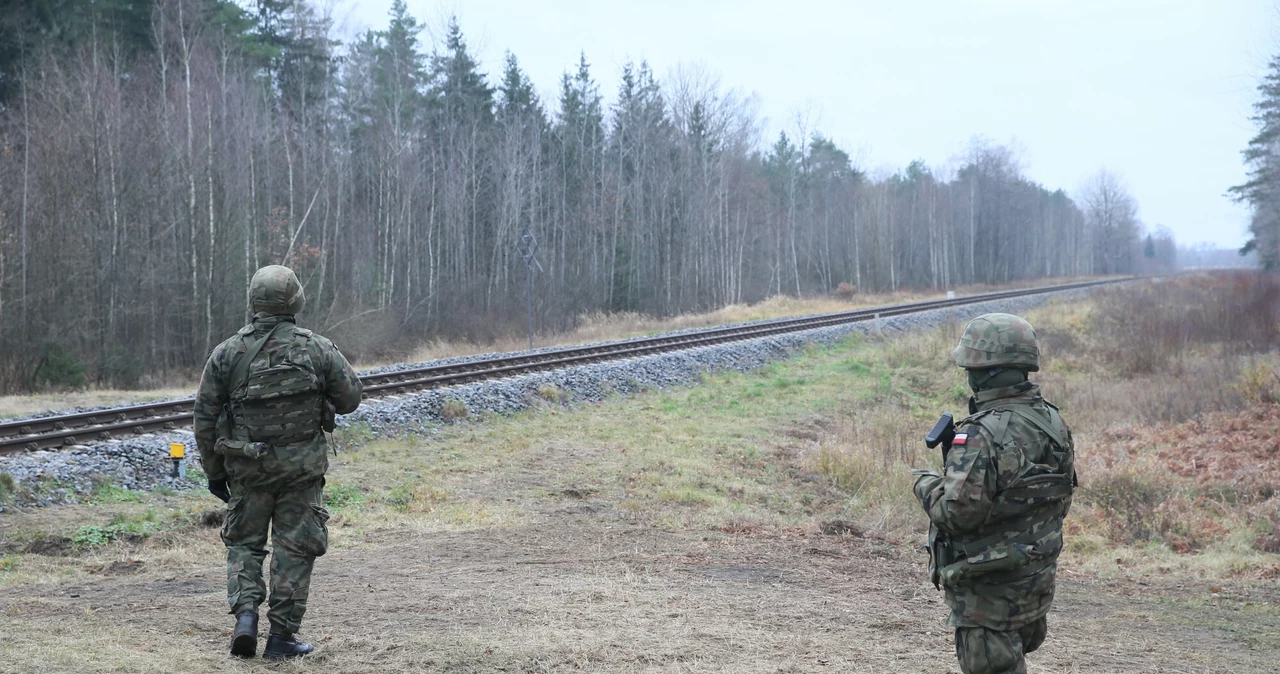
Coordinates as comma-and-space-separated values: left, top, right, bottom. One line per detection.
2, 499, 1276, 673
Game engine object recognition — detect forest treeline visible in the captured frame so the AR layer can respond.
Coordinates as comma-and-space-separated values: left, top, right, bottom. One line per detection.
0, 0, 1172, 393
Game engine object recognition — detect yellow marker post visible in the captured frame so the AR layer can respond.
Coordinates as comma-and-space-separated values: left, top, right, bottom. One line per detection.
169, 443, 187, 478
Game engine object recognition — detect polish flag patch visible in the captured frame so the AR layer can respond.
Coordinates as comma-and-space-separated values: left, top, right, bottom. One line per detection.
952, 433, 968, 446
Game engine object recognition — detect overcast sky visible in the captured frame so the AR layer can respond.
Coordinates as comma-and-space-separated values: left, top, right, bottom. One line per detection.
335, 0, 1276, 249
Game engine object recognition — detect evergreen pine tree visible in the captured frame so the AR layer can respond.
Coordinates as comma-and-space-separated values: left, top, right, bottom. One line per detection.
1229, 53, 1280, 268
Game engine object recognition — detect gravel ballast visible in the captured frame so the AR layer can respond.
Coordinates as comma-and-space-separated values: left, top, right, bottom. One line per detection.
0, 290, 1084, 510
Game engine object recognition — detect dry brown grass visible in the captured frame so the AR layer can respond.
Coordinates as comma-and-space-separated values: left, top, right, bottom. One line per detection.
0, 387, 196, 419
800, 325, 965, 540
1022, 272, 1280, 572
1036, 271, 1280, 427
387, 276, 1105, 367
797, 272, 1280, 575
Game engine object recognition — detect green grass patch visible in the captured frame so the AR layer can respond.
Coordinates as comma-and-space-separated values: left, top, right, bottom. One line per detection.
93, 483, 144, 504
325, 482, 365, 512
0, 472, 15, 502
331, 421, 377, 453
71, 510, 164, 548
185, 464, 207, 484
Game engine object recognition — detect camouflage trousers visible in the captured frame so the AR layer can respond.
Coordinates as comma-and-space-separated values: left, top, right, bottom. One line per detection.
221, 478, 329, 635
954, 617, 1048, 674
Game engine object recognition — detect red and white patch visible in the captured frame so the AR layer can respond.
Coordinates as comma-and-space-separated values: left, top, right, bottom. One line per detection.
952, 433, 968, 446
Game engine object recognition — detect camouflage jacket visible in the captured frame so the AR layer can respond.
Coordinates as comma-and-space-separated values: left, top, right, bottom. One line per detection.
913, 382, 1075, 630
194, 315, 363, 490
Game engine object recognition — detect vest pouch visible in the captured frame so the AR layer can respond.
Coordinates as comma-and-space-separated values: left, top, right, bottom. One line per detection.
322, 399, 336, 433
223, 437, 328, 490
215, 438, 269, 459
239, 362, 320, 402
233, 360, 324, 444
940, 543, 1032, 586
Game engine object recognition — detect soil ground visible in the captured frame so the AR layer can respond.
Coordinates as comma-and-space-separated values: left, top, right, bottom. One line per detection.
1, 492, 1276, 673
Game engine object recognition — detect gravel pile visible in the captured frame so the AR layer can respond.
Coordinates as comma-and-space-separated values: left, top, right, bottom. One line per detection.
0, 290, 1082, 509
0, 431, 203, 511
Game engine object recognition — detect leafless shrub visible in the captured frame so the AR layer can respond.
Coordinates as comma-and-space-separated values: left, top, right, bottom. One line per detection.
535, 383, 568, 403
1237, 359, 1280, 404
1040, 359, 1244, 427
1089, 272, 1280, 376
1079, 466, 1174, 544
440, 399, 469, 421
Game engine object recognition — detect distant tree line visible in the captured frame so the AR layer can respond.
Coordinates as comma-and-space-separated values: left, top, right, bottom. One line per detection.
0, 0, 1163, 393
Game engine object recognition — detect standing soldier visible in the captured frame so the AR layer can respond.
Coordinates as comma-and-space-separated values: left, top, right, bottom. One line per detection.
913, 313, 1076, 674
194, 265, 363, 659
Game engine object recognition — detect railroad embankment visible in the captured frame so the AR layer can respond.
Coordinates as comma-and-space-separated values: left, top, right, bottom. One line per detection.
0, 282, 1105, 509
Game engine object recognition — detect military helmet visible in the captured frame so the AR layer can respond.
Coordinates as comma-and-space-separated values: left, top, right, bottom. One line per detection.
249, 265, 305, 315
951, 312, 1040, 372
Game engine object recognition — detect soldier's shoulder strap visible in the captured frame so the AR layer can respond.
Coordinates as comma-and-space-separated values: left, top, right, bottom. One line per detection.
958, 408, 993, 425
1043, 402, 1071, 441
292, 326, 327, 391
228, 322, 288, 392
959, 408, 1011, 445
1005, 405, 1069, 451
287, 326, 316, 354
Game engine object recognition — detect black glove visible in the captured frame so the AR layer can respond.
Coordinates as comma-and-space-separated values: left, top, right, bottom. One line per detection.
208, 478, 231, 503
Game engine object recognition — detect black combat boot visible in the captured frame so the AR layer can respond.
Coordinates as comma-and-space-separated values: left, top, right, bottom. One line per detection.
229, 610, 258, 658
263, 633, 315, 660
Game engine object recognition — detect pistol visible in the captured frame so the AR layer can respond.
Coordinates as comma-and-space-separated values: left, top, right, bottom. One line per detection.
924, 413, 956, 459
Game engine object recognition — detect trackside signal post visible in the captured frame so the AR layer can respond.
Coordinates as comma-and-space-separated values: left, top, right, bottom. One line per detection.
169, 442, 186, 478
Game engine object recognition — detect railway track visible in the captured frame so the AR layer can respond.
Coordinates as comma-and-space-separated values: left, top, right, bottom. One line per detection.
0, 277, 1131, 455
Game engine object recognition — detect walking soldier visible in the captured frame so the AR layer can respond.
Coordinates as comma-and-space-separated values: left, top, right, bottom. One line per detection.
194, 265, 363, 659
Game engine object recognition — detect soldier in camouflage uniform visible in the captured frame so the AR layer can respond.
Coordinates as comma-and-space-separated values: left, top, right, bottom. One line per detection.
194, 265, 363, 660
913, 313, 1076, 674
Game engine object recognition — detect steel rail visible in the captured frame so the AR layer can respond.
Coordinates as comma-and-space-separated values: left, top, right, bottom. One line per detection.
0, 277, 1130, 454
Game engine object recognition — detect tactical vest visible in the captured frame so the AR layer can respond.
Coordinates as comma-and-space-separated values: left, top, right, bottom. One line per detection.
227, 322, 325, 446
938, 401, 1075, 584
